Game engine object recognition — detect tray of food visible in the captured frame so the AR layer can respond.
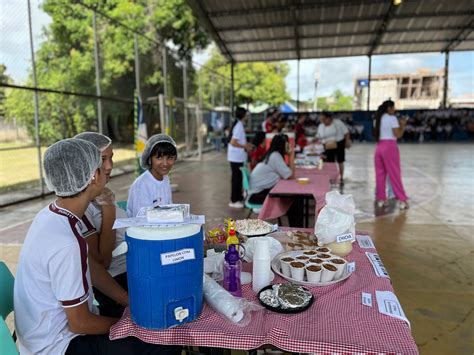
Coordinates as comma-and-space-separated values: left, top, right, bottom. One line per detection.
268, 230, 319, 251
257, 283, 314, 313
235, 219, 275, 237
271, 249, 353, 286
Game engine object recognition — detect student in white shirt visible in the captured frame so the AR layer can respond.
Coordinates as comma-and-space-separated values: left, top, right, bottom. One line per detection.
14, 138, 181, 355
227, 107, 255, 208
373, 100, 409, 210
317, 111, 351, 183
74, 132, 127, 318
127, 134, 177, 217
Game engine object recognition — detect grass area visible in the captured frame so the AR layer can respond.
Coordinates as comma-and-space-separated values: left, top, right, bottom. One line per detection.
0, 145, 136, 190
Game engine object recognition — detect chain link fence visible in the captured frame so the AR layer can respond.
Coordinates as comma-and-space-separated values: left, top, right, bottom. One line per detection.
0, 0, 231, 206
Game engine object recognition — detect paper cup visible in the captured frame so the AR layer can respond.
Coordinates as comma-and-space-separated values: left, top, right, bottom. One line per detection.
317, 253, 332, 260
321, 263, 337, 282
280, 256, 295, 277
330, 258, 346, 280
316, 247, 331, 254
289, 261, 306, 281
295, 255, 310, 263
305, 263, 322, 283
303, 250, 318, 256
308, 258, 324, 264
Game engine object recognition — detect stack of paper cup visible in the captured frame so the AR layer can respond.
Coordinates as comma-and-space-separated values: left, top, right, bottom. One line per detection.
252, 238, 271, 292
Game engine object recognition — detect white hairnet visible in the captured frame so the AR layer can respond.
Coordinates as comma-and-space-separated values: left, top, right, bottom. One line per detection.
141, 134, 177, 169
44, 138, 102, 197
74, 132, 112, 151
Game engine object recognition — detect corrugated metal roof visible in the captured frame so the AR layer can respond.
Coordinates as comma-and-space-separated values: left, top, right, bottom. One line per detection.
186, 0, 474, 62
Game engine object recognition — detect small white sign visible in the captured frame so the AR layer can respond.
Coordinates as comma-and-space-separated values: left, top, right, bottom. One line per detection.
336, 232, 355, 243
366, 252, 390, 278
361, 292, 373, 307
161, 248, 195, 266
346, 262, 356, 274
356, 235, 375, 249
375, 291, 410, 328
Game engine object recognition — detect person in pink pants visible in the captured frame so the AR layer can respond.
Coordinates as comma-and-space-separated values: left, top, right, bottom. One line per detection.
373, 100, 409, 210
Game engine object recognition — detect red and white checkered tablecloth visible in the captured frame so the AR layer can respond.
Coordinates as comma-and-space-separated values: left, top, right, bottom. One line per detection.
258, 174, 330, 221
110, 231, 418, 354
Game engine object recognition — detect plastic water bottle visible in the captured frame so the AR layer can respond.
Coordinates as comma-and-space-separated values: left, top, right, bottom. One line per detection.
223, 244, 242, 297
252, 238, 271, 293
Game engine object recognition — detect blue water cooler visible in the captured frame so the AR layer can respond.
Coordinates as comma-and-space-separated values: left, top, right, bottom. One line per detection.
125, 224, 204, 329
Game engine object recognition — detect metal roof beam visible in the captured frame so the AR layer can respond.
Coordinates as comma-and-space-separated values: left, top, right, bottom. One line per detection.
208, 0, 391, 17
292, 1, 301, 59
231, 38, 470, 56
443, 18, 474, 52
185, 0, 234, 62
368, 3, 395, 56
224, 26, 465, 45
215, 11, 469, 33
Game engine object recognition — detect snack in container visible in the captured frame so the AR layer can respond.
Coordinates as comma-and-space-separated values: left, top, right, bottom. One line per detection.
297, 177, 310, 185
320, 263, 337, 282
289, 261, 306, 281
305, 264, 322, 283
295, 255, 310, 262
235, 219, 273, 236
258, 284, 314, 313
279, 256, 295, 277
330, 258, 346, 279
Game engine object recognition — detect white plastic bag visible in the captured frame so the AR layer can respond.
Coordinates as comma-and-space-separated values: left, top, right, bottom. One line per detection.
242, 237, 284, 263
203, 275, 262, 326
315, 191, 356, 245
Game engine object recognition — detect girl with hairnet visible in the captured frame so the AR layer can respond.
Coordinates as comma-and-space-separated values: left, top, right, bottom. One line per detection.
127, 134, 178, 218
74, 132, 128, 318
14, 138, 181, 354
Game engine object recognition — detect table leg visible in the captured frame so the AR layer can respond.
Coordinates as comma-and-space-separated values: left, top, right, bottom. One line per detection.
305, 197, 309, 228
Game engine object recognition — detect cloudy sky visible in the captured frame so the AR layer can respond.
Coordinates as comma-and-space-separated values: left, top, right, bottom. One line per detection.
2, 0, 473, 101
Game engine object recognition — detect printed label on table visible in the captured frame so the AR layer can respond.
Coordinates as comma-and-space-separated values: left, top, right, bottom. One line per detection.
336, 232, 355, 243
361, 292, 373, 307
346, 262, 356, 274
161, 248, 195, 266
375, 291, 410, 328
366, 252, 390, 278
356, 235, 375, 249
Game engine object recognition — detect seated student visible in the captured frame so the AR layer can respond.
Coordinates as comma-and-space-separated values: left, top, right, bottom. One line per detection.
74, 132, 127, 318
14, 138, 181, 355
127, 134, 177, 217
248, 131, 267, 171
248, 134, 303, 227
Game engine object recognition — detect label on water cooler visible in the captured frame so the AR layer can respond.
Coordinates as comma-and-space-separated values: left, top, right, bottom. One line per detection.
161, 248, 195, 265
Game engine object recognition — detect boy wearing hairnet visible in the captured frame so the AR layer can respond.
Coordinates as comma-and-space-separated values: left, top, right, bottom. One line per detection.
127, 134, 178, 218
74, 132, 128, 318
13, 138, 181, 355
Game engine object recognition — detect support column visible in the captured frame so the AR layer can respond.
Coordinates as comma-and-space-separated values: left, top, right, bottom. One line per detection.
134, 34, 141, 100
27, 0, 44, 195
183, 61, 189, 152
443, 51, 449, 108
230, 62, 235, 117
297, 59, 300, 111
367, 55, 372, 112
92, 11, 103, 134
162, 46, 169, 134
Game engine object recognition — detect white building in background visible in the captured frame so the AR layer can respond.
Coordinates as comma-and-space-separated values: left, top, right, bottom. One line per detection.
354, 69, 445, 110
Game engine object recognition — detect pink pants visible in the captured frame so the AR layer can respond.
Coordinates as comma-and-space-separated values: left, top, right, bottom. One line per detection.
375, 140, 407, 201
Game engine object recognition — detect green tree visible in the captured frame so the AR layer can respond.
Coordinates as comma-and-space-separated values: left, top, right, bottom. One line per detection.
197, 48, 290, 108
4, 0, 208, 145
316, 90, 353, 112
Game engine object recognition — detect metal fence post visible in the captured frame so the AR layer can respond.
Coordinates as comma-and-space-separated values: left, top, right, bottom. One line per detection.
183, 61, 189, 152
134, 34, 141, 100
159, 94, 166, 135
92, 11, 103, 134
162, 45, 169, 135
27, 0, 45, 195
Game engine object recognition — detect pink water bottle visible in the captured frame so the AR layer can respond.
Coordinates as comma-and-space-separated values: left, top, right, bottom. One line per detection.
223, 244, 242, 297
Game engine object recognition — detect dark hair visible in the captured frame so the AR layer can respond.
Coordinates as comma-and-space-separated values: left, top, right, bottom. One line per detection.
320, 111, 332, 119
235, 107, 247, 120
263, 134, 288, 163
150, 142, 177, 160
252, 131, 266, 146
373, 100, 395, 142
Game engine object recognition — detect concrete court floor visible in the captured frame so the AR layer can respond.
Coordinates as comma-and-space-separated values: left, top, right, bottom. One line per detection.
0, 143, 473, 354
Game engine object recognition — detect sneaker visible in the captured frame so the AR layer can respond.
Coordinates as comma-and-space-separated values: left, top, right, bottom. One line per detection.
252, 207, 262, 214
398, 201, 409, 210
376, 200, 386, 208
228, 201, 244, 209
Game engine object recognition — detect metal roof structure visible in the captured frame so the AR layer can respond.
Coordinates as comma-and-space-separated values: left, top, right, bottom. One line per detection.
186, 0, 474, 63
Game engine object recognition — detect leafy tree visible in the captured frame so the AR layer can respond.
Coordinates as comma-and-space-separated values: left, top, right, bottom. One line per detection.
4, 0, 208, 145
197, 48, 290, 108
317, 90, 353, 111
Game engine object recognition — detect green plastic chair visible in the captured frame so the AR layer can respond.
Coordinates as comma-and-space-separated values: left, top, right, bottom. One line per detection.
239, 166, 263, 218
0, 262, 14, 320
0, 317, 18, 354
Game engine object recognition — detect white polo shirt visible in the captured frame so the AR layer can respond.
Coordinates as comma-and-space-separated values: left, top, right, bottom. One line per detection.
379, 113, 399, 140
227, 120, 248, 163
14, 202, 98, 355
127, 170, 172, 217
84, 201, 127, 277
